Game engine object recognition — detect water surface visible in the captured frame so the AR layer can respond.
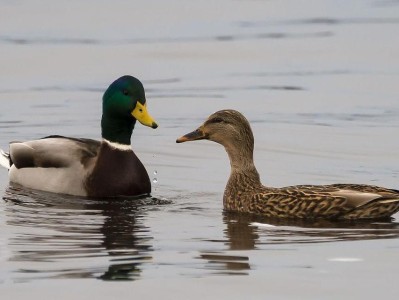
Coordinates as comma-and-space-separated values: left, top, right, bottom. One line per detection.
1, 0, 399, 299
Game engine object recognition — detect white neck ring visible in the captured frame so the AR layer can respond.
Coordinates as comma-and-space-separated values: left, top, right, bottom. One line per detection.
103, 139, 132, 151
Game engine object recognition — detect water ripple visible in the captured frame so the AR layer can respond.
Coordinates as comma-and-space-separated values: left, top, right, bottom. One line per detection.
1, 186, 170, 282
239, 17, 399, 28
0, 30, 332, 46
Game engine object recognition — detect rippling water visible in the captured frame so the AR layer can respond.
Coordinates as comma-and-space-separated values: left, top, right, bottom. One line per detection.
2, 185, 399, 284
2, 186, 166, 282
1, 0, 399, 299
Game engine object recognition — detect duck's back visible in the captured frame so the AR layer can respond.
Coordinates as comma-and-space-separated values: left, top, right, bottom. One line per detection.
225, 182, 399, 220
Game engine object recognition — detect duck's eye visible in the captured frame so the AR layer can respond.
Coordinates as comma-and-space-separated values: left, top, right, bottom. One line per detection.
209, 117, 224, 124
122, 90, 129, 95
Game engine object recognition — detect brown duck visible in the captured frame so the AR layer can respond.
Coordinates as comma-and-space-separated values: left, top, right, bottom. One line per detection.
176, 109, 399, 220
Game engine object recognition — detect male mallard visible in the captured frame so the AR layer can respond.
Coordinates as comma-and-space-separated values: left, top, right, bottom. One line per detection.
177, 110, 399, 220
0, 75, 158, 197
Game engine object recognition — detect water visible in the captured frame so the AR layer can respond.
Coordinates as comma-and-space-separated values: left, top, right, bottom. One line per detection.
1, 0, 399, 299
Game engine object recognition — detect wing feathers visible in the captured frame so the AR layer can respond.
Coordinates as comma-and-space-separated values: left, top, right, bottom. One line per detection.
9, 137, 100, 169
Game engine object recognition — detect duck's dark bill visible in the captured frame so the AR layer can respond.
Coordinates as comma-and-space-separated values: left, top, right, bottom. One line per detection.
176, 128, 207, 143
131, 102, 158, 129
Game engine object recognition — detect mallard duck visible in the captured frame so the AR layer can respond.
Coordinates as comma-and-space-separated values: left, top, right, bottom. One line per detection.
0, 75, 158, 197
176, 109, 399, 220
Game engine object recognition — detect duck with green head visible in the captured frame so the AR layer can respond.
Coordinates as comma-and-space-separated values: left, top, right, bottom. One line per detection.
0, 75, 158, 197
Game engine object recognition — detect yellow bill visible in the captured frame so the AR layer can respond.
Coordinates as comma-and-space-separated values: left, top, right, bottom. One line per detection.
131, 102, 158, 129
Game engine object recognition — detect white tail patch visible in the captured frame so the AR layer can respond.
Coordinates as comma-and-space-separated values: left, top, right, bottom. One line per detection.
0, 149, 11, 169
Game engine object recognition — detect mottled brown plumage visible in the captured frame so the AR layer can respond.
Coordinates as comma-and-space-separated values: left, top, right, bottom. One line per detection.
177, 110, 399, 220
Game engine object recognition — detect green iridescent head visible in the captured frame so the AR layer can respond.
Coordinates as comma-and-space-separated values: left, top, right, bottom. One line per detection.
101, 75, 158, 145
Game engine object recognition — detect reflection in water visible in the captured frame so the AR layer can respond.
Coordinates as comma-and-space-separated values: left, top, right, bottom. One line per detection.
223, 212, 399, 246
194, 213, 258, 276
198, 253, 250, 276
196, 211, 399, 277
2, 185, 168, 282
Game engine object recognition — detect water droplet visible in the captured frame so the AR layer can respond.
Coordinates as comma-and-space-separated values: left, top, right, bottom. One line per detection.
153, 170, 158, 175
153, 178, 158, 183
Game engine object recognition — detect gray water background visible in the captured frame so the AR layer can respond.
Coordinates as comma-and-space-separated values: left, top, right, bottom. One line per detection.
0, 0, 399, 299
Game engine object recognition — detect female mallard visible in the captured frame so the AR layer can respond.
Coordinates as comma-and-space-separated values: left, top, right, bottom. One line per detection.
177, 110, 399, 220
0, 75, 158, 198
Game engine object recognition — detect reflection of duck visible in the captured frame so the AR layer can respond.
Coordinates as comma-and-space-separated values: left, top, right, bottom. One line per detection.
199, 211, 399, 276
3, 186, 155, 281
0, 76, 158, 197
223, 211, 399, 245
96, 199, 153, 281
177, 110, 399, 220
223, 213, 258, 250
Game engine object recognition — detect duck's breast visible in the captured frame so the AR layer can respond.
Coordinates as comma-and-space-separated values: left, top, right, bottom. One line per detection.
85, 144, 151, 197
